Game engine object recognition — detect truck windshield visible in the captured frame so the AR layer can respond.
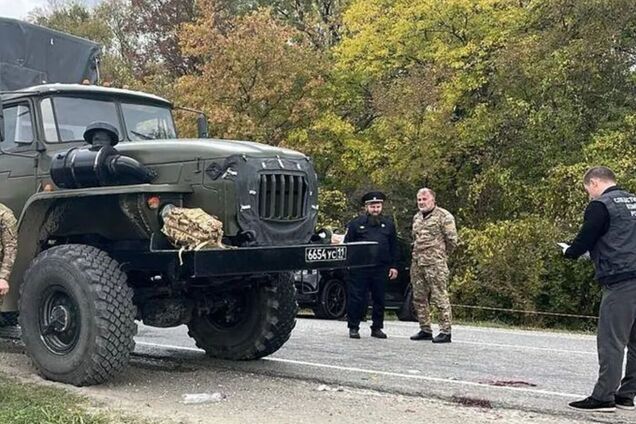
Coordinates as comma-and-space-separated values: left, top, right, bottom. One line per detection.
40, 96, 176, 142
42, 97, 122, 142
121, 103, 176, 141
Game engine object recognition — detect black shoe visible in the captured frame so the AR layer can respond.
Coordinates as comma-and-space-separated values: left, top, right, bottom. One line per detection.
410, 330, 433, 341
568, 396, 615, 412
615, 395, 635, 410
349, 329, 360, 339
371, 329, 387, 339
432, 333, 451, 343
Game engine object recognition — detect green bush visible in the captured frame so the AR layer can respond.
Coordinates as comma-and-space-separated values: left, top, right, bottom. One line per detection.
451, 216, 599, 330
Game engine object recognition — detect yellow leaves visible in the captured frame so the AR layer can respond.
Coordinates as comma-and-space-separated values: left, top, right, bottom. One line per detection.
176, 7, 326, 145
339, 0, 523, 80
284, 112, 377, 190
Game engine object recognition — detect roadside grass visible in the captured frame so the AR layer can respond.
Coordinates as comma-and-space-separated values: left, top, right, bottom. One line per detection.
0, 373, 150, 424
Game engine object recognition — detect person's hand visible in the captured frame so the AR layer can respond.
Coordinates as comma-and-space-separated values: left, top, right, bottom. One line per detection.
388, 268, 398, 280
0, 279, 9, 296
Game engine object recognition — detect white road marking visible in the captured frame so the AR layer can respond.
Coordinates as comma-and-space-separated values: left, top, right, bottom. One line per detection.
134, 341, 585, 399
137, 341, 202, 353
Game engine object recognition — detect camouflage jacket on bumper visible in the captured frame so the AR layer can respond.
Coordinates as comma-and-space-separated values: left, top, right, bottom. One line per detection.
0, 203, 17, 281
411, 207, 458, 266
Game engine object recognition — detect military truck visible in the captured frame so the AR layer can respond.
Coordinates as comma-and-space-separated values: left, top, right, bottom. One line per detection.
0, 18, 377, 386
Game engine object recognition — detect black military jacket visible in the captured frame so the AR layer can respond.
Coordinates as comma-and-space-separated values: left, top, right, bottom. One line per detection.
344, 214, 398, 268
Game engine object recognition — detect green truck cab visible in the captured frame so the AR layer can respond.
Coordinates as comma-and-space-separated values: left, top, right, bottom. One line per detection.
0, 19, 377, 386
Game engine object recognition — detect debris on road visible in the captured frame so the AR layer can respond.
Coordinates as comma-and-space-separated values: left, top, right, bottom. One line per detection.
316, 384, 345, 392
480, 380, 537, 388
451, 396, 493, 409
181, 393, 226, 404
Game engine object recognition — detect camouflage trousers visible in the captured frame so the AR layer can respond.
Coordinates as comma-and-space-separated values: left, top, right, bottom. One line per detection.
410, 262, 452, 334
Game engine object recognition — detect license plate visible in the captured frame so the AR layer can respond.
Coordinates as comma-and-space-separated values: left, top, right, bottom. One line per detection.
305, 246, 347, 263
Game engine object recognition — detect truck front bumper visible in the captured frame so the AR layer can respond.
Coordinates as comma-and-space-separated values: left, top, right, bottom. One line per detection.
119, 241, 379, 278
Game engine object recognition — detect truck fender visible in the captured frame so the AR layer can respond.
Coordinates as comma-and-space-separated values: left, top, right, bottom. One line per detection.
1, 184, 192, 311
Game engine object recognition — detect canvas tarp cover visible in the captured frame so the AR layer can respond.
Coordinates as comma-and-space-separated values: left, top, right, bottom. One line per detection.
0, 17, 101, 90
205, 154, 319, 246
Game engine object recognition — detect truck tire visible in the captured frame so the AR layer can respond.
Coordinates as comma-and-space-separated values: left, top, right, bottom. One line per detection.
312, 277, 347, 320
397, 287, 418, 322
19, 244, 137, 386
187, 272, 297, 360
0, 312, 18, 327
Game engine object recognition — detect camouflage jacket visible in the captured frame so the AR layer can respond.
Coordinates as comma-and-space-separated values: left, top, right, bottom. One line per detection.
0, 203, 17, 281
411, 206, 458, 266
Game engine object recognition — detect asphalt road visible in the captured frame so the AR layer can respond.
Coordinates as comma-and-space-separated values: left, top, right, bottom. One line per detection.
131, 318, 630, 423
1, 316, 632, 422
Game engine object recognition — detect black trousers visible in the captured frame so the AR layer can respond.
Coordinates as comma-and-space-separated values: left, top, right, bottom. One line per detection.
346, 266, 387, 330
591, 278, 636, 401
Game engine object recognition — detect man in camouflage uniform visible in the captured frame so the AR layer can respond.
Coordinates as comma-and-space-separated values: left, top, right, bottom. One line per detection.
409, 188, 458, 343
0, 203, 17, 299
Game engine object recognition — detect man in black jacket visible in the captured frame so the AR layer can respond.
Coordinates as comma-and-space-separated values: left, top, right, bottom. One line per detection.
564, 166, 636, 412
344, 191, 398, 339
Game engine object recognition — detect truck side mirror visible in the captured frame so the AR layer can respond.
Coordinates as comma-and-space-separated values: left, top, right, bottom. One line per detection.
0, 97, 4, 142
197, 113, 209, 139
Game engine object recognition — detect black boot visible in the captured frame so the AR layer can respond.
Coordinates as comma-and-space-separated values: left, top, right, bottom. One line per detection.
371, 329, 387, 339
410, 330, 433, 341
615, 395, 635, 410
349, 328, 360, 339
569, 396, 615, 412
432, 333, 451, 343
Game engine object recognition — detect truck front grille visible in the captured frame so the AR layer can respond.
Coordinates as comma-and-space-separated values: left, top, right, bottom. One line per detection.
259, 173, 307, 220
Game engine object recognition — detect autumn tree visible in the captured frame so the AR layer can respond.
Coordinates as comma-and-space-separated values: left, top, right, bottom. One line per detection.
176, 1, 326, 145
335, 0, 636, 225
127, 0, 200, 77
255, 0, 352, 48
330, 0, 636, 323
196, 0, 353, 48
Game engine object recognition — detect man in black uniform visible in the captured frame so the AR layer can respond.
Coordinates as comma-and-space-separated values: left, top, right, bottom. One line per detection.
344, 191, 398, 339
564, 167, 636, 412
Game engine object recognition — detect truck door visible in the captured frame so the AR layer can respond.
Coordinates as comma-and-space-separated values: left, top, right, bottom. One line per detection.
0, 101, 39, 215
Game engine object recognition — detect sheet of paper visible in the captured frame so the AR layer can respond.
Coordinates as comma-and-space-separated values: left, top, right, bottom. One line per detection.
557, 242, 570, 251
557, 242, 591, 260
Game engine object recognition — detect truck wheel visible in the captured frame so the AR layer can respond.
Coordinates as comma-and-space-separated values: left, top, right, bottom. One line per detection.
19, 244, 137, 386
0, 312, 18, 327
312, 278, 347, 320
187, 272, 297, 360
397, 287, 418, 322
